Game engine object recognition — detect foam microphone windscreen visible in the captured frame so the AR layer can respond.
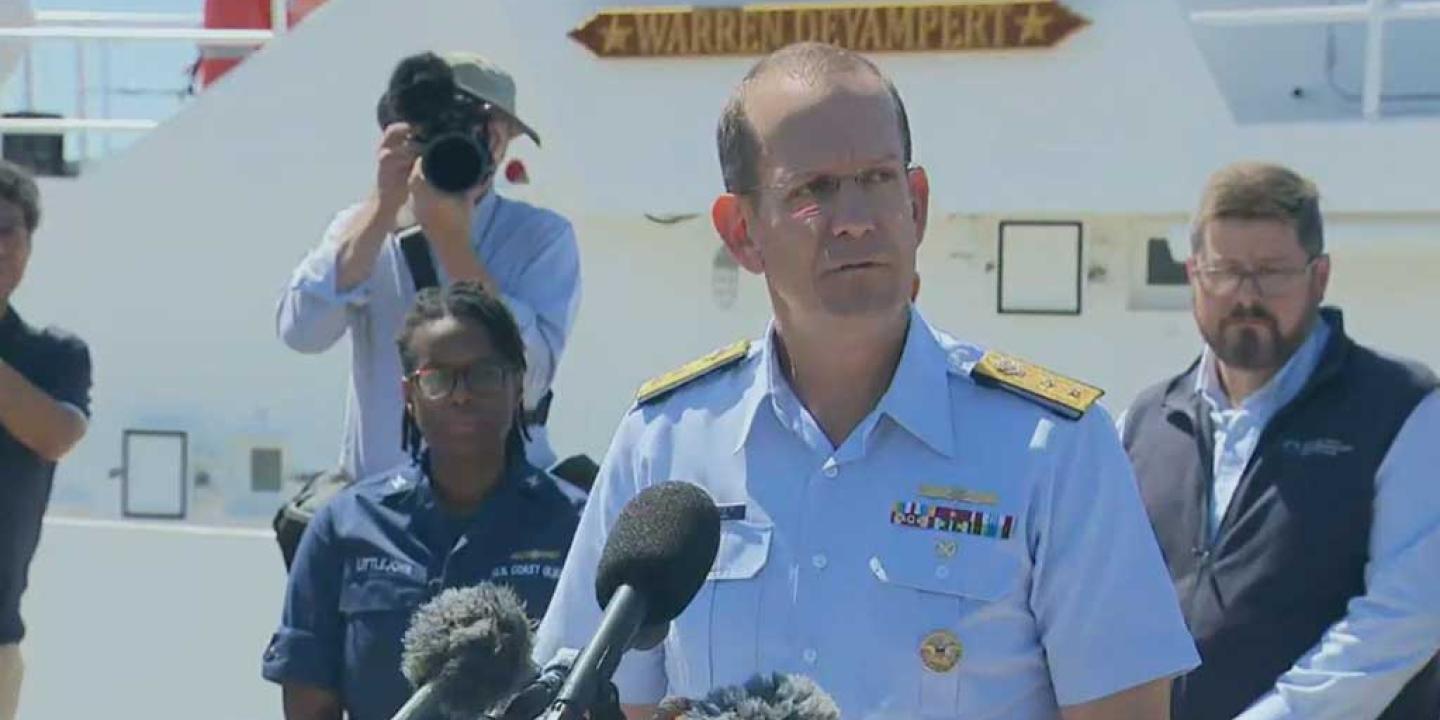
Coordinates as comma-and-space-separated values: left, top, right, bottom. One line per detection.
400, 583, 536, 719
682, 672, 841, 720
594, 481, 721, 625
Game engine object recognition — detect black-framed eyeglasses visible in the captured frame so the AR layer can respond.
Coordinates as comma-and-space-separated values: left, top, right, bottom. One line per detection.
407, 361, 516, 400
1191, 255, 1323, 297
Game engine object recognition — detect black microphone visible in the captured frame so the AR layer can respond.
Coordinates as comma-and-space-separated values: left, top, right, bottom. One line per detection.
541, 481, 722, 720
676, 672, 841, 720
394, 583, 537, 720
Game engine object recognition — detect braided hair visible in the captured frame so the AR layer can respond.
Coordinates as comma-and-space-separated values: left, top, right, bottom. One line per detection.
397, 280, 529, 467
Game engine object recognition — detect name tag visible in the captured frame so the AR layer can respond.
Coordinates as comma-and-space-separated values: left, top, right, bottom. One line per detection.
353, 556, 419, 579
717, 503, 747, 521
491, 562, 563, 581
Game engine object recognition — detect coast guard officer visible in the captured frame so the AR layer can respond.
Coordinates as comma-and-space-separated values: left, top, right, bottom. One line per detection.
534, 42, 1198, 720
264, 283, 580, 720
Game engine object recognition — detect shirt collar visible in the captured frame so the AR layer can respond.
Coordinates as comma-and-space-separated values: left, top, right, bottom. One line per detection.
1195, 316, 1332, 413
874, 308, 957, 458
381, 448, 540, 506
732, 307, 956, 458
472, 191, 501, 242
0, 305, 23, 341
731, 329, 776, 453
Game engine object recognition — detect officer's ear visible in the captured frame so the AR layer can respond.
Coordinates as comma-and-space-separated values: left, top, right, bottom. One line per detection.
908, 165, 931, 246
713, 193, 763, 274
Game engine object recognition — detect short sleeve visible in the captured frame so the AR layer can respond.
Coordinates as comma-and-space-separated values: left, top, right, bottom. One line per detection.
45, 334, 92, 417
262, 504, 346, 690
532, 411, 668, 705
1028, 406, 1200, 706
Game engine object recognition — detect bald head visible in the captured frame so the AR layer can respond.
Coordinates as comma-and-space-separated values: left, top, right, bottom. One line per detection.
717, 42, 912, 194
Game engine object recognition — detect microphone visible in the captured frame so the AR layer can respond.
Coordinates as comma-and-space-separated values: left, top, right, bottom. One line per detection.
395, 583, 537, 720
674, 672, 841, 720
542, 481, 722, 720
491, 648, 577, 720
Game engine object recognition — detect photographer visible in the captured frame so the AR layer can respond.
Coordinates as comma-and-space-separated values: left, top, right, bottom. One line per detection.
277, 51, 580, 480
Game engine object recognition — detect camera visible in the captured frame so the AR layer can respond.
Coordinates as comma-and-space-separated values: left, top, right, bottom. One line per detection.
385, 52, 494, 194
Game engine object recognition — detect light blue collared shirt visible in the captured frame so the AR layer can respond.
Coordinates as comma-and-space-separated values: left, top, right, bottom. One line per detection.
276, 192, 581, 479
536, 309, 1198, 719
1190, 317, 1440, 719
1195, 320, 1331, 539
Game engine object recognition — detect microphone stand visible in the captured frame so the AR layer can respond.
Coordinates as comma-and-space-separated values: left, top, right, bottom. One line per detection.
587, 681, 626, 720
539, 586, 648, 720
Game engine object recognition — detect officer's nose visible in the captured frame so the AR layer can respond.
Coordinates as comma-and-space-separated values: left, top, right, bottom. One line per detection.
829, 181, 876, 241
449, 380, 476, 406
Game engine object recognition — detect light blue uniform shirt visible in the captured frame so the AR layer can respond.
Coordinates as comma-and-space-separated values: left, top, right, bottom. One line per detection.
535, 309, 1198, 719
1196, 320, 1330, 539
276, 192, 581, 479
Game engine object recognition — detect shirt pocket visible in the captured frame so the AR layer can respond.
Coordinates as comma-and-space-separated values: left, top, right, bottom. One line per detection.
870, 528, 1027, 719
337, 576, 429, 692
666, 519, 772, 696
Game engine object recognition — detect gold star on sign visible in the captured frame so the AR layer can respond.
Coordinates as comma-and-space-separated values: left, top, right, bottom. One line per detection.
599, 15, 633, 54
1017, 4, 1054, 45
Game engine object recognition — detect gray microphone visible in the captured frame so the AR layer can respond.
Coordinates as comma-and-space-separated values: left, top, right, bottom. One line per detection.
393, 583, 537, 720
672, 672, 841, 720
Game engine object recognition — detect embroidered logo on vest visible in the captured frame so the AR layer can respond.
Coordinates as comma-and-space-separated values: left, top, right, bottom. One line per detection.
1280, 438, 1355, 457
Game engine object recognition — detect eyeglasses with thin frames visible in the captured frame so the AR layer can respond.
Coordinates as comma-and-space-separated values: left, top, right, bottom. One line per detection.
1190, 255, 1323, 297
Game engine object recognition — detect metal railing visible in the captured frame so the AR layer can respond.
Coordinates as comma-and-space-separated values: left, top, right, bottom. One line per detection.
0, 1, 289, 158
1188, 0, 1440, 119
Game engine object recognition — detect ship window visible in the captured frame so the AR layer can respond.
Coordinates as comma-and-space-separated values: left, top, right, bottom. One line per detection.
997, 221, 1083, 315
1146, 237, 1188, 286
121, 430, 188, 519
251, 448, 283, 493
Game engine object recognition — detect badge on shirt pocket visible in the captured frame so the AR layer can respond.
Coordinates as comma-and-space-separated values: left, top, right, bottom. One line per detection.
870, 527, 1025, 718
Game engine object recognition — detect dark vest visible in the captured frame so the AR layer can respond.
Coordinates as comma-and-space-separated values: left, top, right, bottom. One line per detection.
1123, 309, 1440, 720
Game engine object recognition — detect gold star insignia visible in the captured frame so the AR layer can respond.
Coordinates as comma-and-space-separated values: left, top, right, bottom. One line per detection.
1017, 4, 1054, 45
599, 15, 633, 54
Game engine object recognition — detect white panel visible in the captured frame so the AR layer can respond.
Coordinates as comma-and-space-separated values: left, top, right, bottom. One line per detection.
124, 433, 185, 518
999, 222, 1082, 314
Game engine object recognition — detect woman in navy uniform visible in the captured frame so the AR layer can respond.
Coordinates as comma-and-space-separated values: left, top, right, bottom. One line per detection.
263, 281, 581, 720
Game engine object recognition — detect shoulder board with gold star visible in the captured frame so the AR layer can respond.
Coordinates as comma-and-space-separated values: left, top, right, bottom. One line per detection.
635, 340, 751, 406
971, 350, 1104, 420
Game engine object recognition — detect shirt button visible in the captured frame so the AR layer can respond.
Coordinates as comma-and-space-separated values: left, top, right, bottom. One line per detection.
812, 554, 828, 570
822, 463, 838, 478
802, 648, 818, 664
935, 565, 950, 580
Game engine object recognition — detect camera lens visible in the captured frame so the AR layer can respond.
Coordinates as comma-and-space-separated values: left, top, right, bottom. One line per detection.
422, 132, 488, 194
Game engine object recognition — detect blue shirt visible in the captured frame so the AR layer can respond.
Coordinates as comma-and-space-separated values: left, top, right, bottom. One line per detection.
276, 191, 582, 478
0, 307, 91, 644
1238, 387, 1440, 718
261, 458, 582, 720
535, 309, 1198, 719
1188, 317, 1440, 720
1195, 320, 1331, 538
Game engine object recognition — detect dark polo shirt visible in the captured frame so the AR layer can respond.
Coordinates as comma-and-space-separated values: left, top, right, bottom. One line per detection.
0, 306, 92, 644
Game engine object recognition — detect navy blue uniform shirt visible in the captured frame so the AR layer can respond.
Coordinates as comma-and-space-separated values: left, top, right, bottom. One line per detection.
0, 306, 91, 644
262, 456, 581, 720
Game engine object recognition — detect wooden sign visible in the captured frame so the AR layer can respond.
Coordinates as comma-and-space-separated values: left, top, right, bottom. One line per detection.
569, 2, 1089, 58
